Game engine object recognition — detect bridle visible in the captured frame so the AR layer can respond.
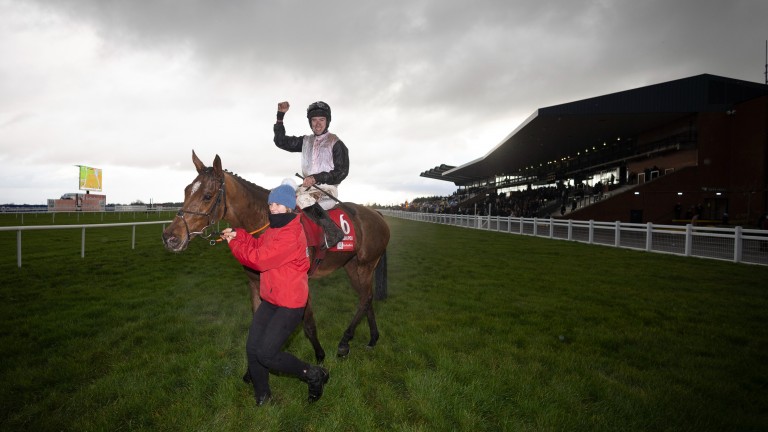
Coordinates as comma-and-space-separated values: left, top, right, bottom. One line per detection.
175, 174, 228, 245
174, 173, 271, 245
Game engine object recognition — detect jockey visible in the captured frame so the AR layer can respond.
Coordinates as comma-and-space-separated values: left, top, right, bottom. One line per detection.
273, 100, 348, 248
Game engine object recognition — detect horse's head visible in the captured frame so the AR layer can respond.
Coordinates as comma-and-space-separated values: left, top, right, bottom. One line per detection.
162, 150, 228, 252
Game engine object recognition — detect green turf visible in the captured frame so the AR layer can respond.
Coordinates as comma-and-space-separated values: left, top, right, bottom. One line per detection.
1, 214, 766, 431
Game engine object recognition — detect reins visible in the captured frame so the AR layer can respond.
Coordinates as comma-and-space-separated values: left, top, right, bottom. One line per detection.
212, 222, 270, 244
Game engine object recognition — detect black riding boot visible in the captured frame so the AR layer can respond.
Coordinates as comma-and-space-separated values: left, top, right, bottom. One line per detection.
302, 365, 330, 402
303, 203, 345, 248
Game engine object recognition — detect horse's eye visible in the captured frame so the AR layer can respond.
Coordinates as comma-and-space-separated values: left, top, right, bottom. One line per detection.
203, 193, 213, 201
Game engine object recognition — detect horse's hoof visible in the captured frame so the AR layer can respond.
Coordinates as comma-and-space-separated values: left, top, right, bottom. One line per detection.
337, 345, 350, 358
365, 344, 375, 350
256, 392, 271, 406
315, 348, 326, 364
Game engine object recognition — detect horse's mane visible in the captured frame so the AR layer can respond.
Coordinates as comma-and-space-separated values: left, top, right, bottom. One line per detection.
222, 169, 270, 195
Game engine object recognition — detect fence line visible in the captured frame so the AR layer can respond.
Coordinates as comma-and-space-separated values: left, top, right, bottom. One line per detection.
0, 210, 179, 225
6, 212, 767, 267
380, 210, 768, 266
0, 207, 180, 213
1, 221, 172, 268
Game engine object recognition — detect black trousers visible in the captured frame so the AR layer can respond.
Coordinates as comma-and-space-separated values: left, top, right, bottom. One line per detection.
245, 300, 308, 396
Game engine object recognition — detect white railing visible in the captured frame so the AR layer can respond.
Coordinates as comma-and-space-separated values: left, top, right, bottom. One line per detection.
1, 221, 172, 268
0, 207, 180, 214
380, 210, 768, 266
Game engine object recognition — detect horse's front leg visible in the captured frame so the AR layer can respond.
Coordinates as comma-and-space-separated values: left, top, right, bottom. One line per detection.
240, 274, 262, 384
244, 268, 262, 312
303, 296, 326, 364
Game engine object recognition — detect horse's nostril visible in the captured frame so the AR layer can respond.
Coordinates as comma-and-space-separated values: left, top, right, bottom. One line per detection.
161, 233, 178, 247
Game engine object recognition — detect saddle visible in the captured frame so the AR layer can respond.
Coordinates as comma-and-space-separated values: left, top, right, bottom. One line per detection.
300, 206, 356, 274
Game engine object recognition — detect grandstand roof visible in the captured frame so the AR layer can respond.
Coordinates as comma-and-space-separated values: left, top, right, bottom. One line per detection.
422, 74, 768, 185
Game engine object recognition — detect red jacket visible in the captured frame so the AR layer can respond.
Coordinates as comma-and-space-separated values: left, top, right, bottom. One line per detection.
227, 215, 309, 308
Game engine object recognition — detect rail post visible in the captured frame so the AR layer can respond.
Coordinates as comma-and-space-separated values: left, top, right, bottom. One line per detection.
734, 226, 743, 263
646, 222, 653, 252
17, 230, 22, 268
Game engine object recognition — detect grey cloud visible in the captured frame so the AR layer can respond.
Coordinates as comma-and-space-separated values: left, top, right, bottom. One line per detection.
3, 0, 767, 204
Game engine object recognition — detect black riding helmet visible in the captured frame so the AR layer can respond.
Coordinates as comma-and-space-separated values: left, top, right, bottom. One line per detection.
306, 101, 331, 131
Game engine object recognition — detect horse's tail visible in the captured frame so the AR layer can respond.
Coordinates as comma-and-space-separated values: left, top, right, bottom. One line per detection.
374, 250, 388, 300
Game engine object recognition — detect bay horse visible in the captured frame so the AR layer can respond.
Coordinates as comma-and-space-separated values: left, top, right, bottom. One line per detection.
161, 151, 390, 361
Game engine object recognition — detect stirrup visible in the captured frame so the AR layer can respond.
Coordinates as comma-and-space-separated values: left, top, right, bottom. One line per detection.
323, 234, 338, 249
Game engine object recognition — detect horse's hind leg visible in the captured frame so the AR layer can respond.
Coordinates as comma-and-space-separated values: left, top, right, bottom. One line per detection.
365, 256, 384, 348
303, 296, 326, 364
365, 302, 379, 349
337, 294, 371, 357
338, 260, 378, 357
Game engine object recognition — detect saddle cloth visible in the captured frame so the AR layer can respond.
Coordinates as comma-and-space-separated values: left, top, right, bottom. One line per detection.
300, 207, 356, 252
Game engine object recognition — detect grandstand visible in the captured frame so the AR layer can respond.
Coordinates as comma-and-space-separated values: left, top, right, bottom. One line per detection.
48, 192, 106, 212
421, 74, 768, 226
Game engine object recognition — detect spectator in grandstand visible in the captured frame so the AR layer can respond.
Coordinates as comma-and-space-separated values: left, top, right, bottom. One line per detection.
593, 181, 604, 200
691, 211, 700, 226
219, 180, 329, 405
273, 100, 346, 248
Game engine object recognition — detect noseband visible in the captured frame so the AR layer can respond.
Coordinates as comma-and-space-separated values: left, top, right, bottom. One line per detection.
175, 175, 227, 245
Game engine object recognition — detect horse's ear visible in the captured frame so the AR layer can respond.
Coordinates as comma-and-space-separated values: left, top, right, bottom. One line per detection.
213, 154, 223, 177
192, 150, 206, 174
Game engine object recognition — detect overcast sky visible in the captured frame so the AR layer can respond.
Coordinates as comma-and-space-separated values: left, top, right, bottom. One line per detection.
1, 0, 766, 206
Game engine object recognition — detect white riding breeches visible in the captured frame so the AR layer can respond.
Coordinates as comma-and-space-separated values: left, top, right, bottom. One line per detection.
296, 184, 338, 210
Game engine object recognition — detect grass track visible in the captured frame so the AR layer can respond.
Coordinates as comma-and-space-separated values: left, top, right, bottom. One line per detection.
1, 215, 767, 431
